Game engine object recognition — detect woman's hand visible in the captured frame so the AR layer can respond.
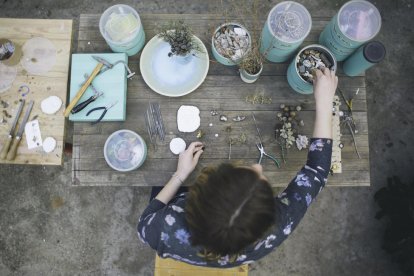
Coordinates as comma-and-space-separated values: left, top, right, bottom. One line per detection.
312, 67, 338, 109
176, 141, 204, 180
311, 68, 338, 139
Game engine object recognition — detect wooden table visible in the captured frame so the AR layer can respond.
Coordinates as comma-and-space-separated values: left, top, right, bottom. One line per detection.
72, 13, 370, 187
0, 18, 73, 165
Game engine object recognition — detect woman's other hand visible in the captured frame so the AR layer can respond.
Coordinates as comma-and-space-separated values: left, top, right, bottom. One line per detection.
176, 141, 204, 180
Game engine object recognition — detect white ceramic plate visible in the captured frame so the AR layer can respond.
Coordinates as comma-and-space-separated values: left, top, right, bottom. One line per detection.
140, 34, 209, 97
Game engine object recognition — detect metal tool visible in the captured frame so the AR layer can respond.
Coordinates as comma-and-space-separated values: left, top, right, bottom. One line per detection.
256, 143, 280, 167
252, 113, 280, 167
71, 75, 104, 114
64, 59, 104, 117
86, 101, 118, 125
337, 87, 361, 159
0, 100, 25, 159
6, 100, 34, 161
145, 102, 165, 145
92, 56, 135, 79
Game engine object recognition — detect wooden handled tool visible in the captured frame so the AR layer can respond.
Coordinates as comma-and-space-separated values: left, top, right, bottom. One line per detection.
6, 100, 34, 161
63, 62, 103, 117
0, 100, 25, 160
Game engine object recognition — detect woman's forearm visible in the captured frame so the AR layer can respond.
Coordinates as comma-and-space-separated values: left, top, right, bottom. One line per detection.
313, 103, 333, 139
155, 173, 185, 204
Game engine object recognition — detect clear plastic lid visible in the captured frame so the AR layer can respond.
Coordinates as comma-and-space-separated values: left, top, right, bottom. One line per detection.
0, 62, 17, 93
104, 130, 147, 172
99, 4, 141, 44
267, 1, 312, 43
21, 37, 56, 76
338, 0, 381, 42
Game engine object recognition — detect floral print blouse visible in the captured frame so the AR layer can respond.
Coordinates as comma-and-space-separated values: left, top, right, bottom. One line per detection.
137, 138, 332, 268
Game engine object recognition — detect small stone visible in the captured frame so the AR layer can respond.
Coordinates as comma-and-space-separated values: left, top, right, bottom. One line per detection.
339, 111, 344, 117
209, 123, 213, 127
296, 105, 302, 111
299, 65, 306, 73
232, 116, 246, 122
280, 104, 285, 109
196, 130, 204, 139
219, 115, 228, 122
215, 133, 219, 137
299, 120, 305, 126
303, 60, 312, 68
339, 143, 344, 149
290, 111, 296, 117
283, 107, 290, 112
277, 112, 282, 118
210, 110, 218, 116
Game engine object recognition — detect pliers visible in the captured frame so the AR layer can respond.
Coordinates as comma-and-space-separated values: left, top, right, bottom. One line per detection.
86, 101, 118, 125
256, 143, 280, 168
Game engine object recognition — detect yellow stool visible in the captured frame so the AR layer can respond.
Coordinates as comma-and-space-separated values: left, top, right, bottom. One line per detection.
155, 254, 249, 276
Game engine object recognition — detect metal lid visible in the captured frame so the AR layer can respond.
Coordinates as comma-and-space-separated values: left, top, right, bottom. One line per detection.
363, 41, 385, 63
338, 0, 381, 42
267, 1, 312, 43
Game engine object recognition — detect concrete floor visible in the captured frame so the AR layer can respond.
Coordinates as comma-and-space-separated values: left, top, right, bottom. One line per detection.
0, 0, 413, 275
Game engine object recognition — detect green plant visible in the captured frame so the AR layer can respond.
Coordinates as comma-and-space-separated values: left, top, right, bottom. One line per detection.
374, 176, 414, 275
158, 21, 203, 57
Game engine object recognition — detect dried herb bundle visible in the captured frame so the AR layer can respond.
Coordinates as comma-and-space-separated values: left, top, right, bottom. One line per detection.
158, 21, 203, 57
238, 46, 263, 74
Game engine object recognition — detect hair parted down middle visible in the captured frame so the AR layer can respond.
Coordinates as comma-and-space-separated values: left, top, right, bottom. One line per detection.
185, 163, 277, 258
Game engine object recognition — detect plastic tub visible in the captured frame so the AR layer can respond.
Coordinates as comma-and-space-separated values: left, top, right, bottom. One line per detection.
99, 4, 146, 56
104, 129, 147, 172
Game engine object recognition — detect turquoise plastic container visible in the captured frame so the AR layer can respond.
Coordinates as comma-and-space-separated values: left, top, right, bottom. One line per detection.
260, 1, 312, 63
287, 44, 337, 94
211, 22, 251, 66
319, 0, 381, 61
343, 41, 385, 76
99, 4, 146, 56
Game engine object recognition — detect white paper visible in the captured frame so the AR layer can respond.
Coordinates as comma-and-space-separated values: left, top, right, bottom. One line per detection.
25, 119, 43, 149
177, 105, 200, 133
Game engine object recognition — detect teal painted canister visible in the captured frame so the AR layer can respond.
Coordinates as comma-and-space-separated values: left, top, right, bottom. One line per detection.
343, 41, 385, 76
319, 0, 381, 61
287, 44, 337, 94
99, 4, 146, 56
260, 1, 312, 63
212, 23, 251, 66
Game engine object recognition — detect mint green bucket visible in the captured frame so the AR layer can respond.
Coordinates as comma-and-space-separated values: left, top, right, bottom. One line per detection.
211, 22, 251, 66
260, 1, 312, 63
287, 44, 337, 94
319, 0, 381, 61
99, 4, 146, 56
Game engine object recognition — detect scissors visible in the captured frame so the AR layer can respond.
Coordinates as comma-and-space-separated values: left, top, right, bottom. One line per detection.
252, 112, 280, 168
86, 101, 118, 125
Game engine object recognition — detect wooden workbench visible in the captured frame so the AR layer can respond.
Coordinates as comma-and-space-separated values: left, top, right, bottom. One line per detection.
72, 13, 370, 187
0, 18, 73, 165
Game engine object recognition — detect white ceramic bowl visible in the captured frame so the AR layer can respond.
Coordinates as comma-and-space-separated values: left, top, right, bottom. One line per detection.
140, 34, 209, 97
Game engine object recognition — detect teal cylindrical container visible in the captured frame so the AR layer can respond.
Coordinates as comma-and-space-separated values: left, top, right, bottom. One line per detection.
287, 44, 337, 94
212, 22, 251, 66
343, 41, 385, 76
260, 1, 312, 63
319, 0, 381, 61
99, 4, 146, 56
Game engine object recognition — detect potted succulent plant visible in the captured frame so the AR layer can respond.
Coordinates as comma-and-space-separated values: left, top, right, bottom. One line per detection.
158, 21, 204, 64
238, 45, 263, 83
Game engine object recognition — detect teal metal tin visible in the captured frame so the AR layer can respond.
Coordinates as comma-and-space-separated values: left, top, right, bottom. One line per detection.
287, 44, 337, 94
99, 4, 146, 56
211, 22, 251, 66
260, 1, 312, 63
343, 41, 385, 76
319, 0, 381, 61
239, 64, 263, 84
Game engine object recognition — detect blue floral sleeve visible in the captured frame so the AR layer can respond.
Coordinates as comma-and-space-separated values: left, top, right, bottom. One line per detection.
277, 138, 332, 236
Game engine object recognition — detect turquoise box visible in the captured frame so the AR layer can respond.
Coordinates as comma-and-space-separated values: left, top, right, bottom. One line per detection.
69, 53, 127, 122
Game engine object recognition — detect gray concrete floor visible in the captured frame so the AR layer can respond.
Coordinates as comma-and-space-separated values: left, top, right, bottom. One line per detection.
0, 0, 413, 275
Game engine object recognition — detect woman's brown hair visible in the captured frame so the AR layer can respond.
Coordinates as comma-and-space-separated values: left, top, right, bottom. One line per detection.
185, 163, 277, 259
